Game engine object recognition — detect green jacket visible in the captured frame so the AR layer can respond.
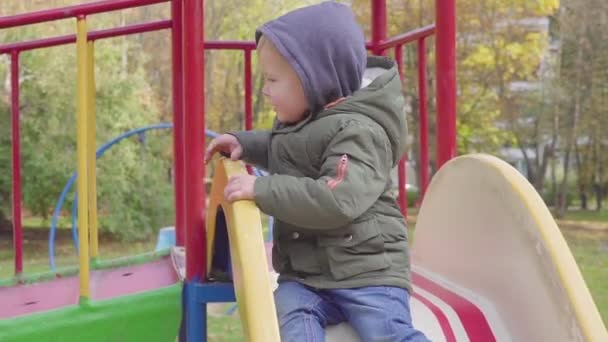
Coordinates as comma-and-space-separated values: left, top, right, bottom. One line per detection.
232, 57, 411, 290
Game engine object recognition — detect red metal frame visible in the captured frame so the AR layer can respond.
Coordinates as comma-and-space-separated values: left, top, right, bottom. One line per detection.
11, 51, 23, 276
1, 0, 456, 281
376, 25, 436, 50
204, 41, 256, 50
418, 38, 430, 198
182, 0, 205, 281
370, 0, 456, 212
371, 0, 387, 56
435, 0, 457, 167
0, 20, 171, 54
244, 49, 253, 130
0, 0, 168, 29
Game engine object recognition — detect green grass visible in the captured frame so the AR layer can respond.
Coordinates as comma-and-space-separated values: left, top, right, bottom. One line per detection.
0, 234, 156, 279
21, 215, 71, 229
562, 229, 608, 326
564, 209, 608, 223
208, 315, 244, 341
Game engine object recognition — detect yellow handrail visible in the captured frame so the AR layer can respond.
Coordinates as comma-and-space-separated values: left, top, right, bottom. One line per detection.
87, 40, 99, 263
76, 15, 90, 301
206, 157, 280, 342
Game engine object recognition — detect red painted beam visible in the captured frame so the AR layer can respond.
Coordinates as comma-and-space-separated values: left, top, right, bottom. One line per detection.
371, 0, 387, 55
10, 51, 23, 276
0, 20, 172, 54
435, 0, 457, 167
418, 38, 430, 198
0, 0, 169, 29
203, 41, 256, 50
244, 49, 253, 130
183, 0, 206, 281
376, 25, 435, 51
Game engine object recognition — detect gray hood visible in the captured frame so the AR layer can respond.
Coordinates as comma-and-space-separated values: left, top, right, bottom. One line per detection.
256, 1, 367, 115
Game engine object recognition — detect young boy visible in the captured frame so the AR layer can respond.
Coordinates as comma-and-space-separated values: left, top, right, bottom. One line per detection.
205, 2, 429, 341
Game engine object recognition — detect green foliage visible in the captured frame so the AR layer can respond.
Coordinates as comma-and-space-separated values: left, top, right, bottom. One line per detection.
95, 131, 175, 240
542, 187, 574, 207
0, 104, 11, 225
0, 19, 173, 241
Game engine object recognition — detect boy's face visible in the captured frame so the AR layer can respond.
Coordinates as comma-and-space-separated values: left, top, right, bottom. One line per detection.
258, 39, 309, 124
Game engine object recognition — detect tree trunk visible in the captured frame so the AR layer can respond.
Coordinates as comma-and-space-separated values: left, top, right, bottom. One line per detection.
556, 34, 585, 218
580, 193, 588, 210
574, 143, 587, 210
0, 210, 11, 232
594, 184, 602, 211
518, 140, 535, 184
535, 143, 552, 191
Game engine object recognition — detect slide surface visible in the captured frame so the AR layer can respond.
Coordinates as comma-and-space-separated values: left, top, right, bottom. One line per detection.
412, 154, 607, 341
206, 157, 281, 342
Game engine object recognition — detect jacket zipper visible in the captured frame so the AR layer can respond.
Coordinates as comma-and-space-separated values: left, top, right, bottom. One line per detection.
327, 154, 348, 190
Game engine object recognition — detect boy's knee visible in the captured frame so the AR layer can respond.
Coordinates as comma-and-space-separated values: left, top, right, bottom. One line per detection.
274, 282, 319, 318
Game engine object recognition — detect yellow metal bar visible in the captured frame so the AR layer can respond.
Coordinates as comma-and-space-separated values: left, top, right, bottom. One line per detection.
87, 41, 99, 262
207, 157, 280, 342
76, 16, 90, 301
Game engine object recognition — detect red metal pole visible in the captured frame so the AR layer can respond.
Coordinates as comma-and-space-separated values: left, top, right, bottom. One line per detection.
183, 0, 205, 281
0, 20, 172, 55
171, 0, 185, 247
204, 41, 256, 50
376, 25, 435, 51
394, 45, 407, 217
371, 0, 387, 56
435, 0, 457, 168
0, 0, 169, 29
244, 49, 254, 174
417, 38, 430, 198
244, 49, 253, 131
10, 51, 23, 276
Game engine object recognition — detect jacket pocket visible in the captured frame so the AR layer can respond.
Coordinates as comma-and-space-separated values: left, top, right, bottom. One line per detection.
318, 217, 390, 280
285, 238, 323, 275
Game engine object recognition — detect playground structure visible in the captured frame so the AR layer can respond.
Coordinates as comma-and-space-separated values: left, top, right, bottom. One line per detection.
0, 0, 607, 342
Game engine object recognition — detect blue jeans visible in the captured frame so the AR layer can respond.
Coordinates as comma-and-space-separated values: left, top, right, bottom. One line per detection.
275, 281, 430, 342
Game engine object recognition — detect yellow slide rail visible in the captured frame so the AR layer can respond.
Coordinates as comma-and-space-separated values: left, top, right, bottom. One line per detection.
76, 15, 91, 301
75, 15, 99, 302
206, 157, 280, 342
87, 40, 99, 263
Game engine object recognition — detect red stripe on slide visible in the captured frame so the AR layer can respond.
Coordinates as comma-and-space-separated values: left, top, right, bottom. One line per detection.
413, 273, 496, 342
411, 291, 457, 342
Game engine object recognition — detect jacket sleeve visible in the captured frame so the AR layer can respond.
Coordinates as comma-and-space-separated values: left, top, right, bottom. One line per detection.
230, 130, 271, 170
253, 121, 393, 229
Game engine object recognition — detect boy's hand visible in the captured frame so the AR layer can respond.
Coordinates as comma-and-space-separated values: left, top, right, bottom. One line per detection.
224, 175, 256, 202
205, 134, 243, 163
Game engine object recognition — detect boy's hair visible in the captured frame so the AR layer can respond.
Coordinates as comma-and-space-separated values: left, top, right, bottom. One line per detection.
256, 35, 268, 52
